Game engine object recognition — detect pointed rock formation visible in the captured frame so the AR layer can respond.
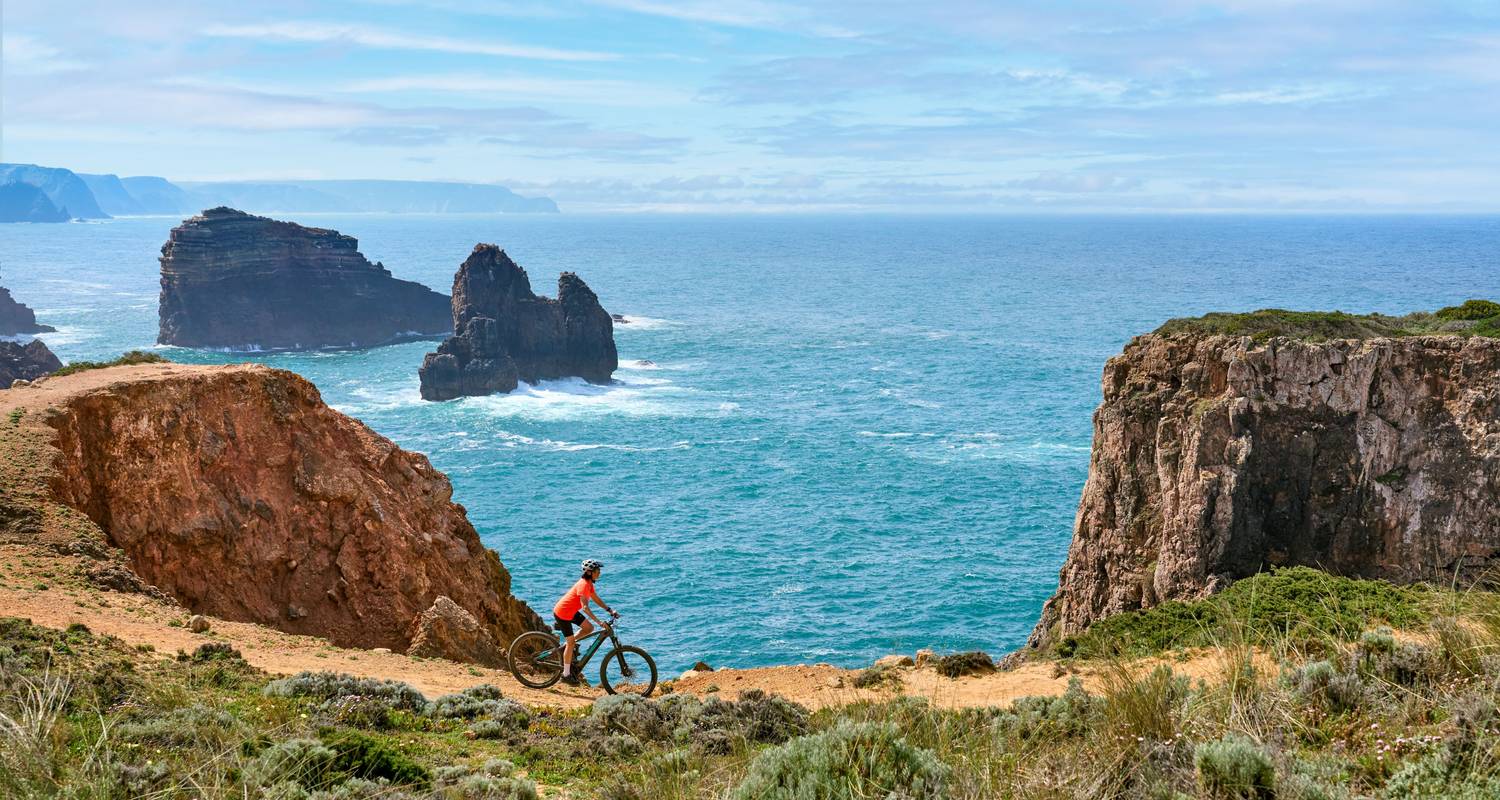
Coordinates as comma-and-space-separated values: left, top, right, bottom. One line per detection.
0, 340, 62, 386
419, 244, 617, 401
27, 363, 543, 654
0, 284, 56, 335
1029, 315, 1500, 651
157, 207, 451, 350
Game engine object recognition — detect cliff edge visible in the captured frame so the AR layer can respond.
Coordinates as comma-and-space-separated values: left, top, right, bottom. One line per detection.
0, 363, 542, 662
158, 207, 451, 350
1030, 304, 1500, 650
1, 284, 56, 335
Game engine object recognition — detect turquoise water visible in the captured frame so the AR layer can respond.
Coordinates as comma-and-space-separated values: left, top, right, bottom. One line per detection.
4, 214, 1497, 670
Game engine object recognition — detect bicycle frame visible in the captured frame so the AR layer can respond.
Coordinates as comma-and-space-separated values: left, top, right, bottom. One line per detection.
542, 622, 618, 670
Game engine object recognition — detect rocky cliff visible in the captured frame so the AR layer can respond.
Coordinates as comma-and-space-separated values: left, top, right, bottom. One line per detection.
1030, 313, 1500, 650
0, 340, 62, 386
0, 182, 71, 223
13, 363, 541, 659
419, 244, 617, 400
158, 208, 451, 350
1, 285, 56, 335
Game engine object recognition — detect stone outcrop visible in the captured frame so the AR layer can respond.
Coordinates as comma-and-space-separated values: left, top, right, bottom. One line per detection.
406, 595, 505, 667
1030, 330, 1500, 650
1, 285, 56, 335
35, 363, 542, 656
419, 244, 617, 401
0, 340, 62, 386
158, 207, 451, 350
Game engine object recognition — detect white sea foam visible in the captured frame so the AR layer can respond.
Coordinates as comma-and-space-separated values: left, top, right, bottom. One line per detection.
856, 431, 936, 439
466, 375, 705, 421
613, 315, 678, 330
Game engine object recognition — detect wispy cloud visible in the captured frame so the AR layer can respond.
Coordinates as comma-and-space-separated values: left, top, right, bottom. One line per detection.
1, 33, 89, 75
340, 73, 689, 106
202, 21, 617, 61
588, 0, 859, 37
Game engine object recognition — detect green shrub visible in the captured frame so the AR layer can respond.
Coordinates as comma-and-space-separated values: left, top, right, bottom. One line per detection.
1195, 735, 1275, 800
320, 729, 430, 788
1382, 750, 1500, 799
1063, 567, 1427, 658
244, 739, 341, 792
994, 678, 1101, 741
1434, 299, 1500, 322
852, 664, 901, 689
932, 651, 995, 679
1284, 660, 1364, 714
52, 351, 169, 377
730, 720, 949, 800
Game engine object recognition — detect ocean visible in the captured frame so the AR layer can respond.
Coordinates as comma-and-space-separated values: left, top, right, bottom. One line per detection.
3, 213, 1497, 670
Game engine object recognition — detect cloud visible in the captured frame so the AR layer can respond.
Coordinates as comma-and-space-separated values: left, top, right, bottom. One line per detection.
587, 0, 859, 36
1007, 172, 1144, 193
340, 73, 690, 106
202, 21, 617, 61
1, 33, 89, 75
648, 175, 745, 190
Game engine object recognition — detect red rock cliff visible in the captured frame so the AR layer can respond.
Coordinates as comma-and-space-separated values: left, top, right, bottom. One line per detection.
37, 363, 542, 657
1030, 333, 1500, 649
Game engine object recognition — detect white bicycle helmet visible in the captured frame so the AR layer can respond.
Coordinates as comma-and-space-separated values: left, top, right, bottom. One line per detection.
582, 559, 604, 572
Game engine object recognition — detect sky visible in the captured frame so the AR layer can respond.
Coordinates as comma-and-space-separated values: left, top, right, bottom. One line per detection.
3, 0, 1499, 212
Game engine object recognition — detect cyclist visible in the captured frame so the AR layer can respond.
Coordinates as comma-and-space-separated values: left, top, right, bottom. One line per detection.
553, 558, 617, 685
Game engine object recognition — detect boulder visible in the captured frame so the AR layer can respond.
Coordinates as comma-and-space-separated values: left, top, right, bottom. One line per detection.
419, 244, 616, 400
188, 614, 211, 633
157, 207, 450, 350
914, 648, 937, 668
874, 655, 915, 669
406, 595, 506, 667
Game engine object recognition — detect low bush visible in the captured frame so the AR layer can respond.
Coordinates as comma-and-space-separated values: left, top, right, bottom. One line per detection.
52, 351, 169, 377
730, 720, 949, 800
115, 704, 246, 748
932, 651, 995, 679
1060, 567, 1428, 658
1195, 734, 1276, 800
265, 671, 428, 713
321, 729, 430, 788
244, 738, 341, 793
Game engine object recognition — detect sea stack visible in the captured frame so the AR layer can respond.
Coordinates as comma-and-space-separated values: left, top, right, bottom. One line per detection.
0, 284, 56, 335
419, 244, 617, 401
1029, 306, 1500, 650
157, 207, 451, 350
24, 363, 543, 661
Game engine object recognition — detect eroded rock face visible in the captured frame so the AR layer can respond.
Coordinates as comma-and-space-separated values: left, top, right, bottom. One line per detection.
43, 364, 543, 653
0, 285, 55, 335
1030, 333, 1500, 649
158, 207, 450, 350
0, 339, 62, 386
419, 244, 616, 401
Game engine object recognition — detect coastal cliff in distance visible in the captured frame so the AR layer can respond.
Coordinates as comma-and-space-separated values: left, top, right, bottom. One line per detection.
419, 244, 617, 401
9, 363, 542, 661
1029, 302, 1500, 650
158, 208, 451, 350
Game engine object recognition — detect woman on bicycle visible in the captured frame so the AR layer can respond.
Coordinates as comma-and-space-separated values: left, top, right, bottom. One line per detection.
554, 558, 617, 685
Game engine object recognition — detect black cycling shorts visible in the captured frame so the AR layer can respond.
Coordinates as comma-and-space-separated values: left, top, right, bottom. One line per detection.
554, 612, 586, 637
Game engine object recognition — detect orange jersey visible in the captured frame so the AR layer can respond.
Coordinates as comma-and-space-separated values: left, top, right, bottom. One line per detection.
553, 578, 600, 619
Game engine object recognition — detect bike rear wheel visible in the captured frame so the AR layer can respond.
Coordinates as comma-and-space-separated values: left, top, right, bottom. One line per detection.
509, 630, 564, 689
599, 645, 658, 697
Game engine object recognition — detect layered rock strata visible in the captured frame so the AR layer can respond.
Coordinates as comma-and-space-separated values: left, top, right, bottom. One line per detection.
0, 285, 55, 335
1030, 331, 1500, 649
0, 340, 62, 386
158, 207, 451, 350
419, 244, 617, 400
34, 363, 542, 657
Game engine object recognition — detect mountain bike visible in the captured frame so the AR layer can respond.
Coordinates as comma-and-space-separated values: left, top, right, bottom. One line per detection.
508, 616, 658, 697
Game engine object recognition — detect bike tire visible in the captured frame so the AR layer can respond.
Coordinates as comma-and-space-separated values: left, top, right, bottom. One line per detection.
509, 630, 564, 689
599, 645, 658, 697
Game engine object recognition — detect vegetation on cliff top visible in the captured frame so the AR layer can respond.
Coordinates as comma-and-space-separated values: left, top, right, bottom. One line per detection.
51, 350, 169, 377
5, 563, 1500, 798
1155, 298, 1500, 342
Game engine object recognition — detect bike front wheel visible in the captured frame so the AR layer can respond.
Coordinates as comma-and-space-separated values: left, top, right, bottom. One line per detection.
599, 645, 658, 697
509, 630, 563, 689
